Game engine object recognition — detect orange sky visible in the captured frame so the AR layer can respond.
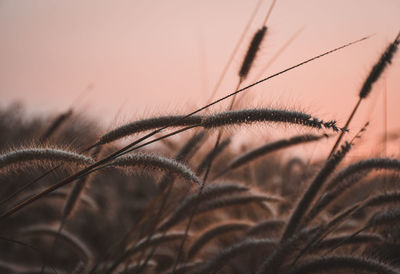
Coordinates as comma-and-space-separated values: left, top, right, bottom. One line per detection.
0, 0, 399, 156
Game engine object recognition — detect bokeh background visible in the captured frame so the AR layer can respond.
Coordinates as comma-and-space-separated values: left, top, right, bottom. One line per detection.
1, 0, 399, 155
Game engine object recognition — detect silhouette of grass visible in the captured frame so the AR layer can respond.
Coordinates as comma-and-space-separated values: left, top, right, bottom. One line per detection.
1, 3, 399, 274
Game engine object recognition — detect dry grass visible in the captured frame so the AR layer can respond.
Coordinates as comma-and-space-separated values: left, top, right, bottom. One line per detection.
0, 2, 400, 274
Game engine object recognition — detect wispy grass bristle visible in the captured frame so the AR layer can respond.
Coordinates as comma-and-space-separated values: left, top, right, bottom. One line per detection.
0, 8, 394, 273
110, 152, 201, 185
97, 115, 203, 145
201, 109, 344, 132
0, 148, 94, 170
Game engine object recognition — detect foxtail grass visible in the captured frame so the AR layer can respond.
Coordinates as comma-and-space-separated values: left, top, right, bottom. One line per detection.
329, 31, 400, 157
280, 142, 352, 241
39, 109, 73, 142
0, 148, 94, 170
105, 231, 188, 274
188, 221, 252, 259
218, 133, 329, 177
0, 35, 370, 224
110, 152, 202, 185
21, 224, 94, 268
197, 238, 276, 274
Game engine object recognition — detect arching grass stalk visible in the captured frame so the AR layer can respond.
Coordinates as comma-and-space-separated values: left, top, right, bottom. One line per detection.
256, 226, 320, 274
144, 183, 250, 273
216, 133, 329, 178
252, 27, 304, 82
39, 109, 73, 142
197, 192, 282, 214
306, 157, 400, 223
0, 36, 369, 221
328, 31, 400, 157
110, 152, 202, 186
94, 115, 202, 147
0, 148, 94, 170
206, 0, 264, 102
21, 225, 94, 268
197, 238, 276, 274
196, 137, 231, 175
280, 141, 352, 241
310, 233, 383, 252
170, 134, 222, 273
133, 183, 176, 274
0, 236, 58, 273
127, 132, 205, 273
169, 4, 273, 268
89, 183, 172, 274
188, 221, 252, 259
0, 165, 59, 207
290, 203, 361, 266
159, 183, 249, 231
324, 206, 400, 256
105, 231, 188, 273
245, 219, 286, 237
123, 108, 341, 271
0, 102, 124, 210
39, 147, 102, 273
229, 0, 276, 109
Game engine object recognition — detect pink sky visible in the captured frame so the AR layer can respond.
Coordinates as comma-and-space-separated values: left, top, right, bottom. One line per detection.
1, 0, 399, 155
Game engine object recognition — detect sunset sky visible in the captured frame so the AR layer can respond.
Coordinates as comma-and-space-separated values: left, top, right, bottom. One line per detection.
1, 0, 399, 155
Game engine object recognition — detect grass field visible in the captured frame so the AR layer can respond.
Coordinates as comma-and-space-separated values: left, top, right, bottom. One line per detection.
1, 1, 400, 273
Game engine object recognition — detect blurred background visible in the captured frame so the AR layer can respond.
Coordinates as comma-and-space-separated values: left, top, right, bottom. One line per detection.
0, 0, 399, 156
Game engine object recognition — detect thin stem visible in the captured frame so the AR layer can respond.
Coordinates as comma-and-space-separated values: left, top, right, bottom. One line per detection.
263, 0, 277, 26
328, 97, 362, 158
0, 35, 369, 220
206, 0, 264, 102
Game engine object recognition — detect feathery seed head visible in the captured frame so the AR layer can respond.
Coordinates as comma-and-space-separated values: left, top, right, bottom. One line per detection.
359, 32, 400, 99
110, 152, 201, 185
